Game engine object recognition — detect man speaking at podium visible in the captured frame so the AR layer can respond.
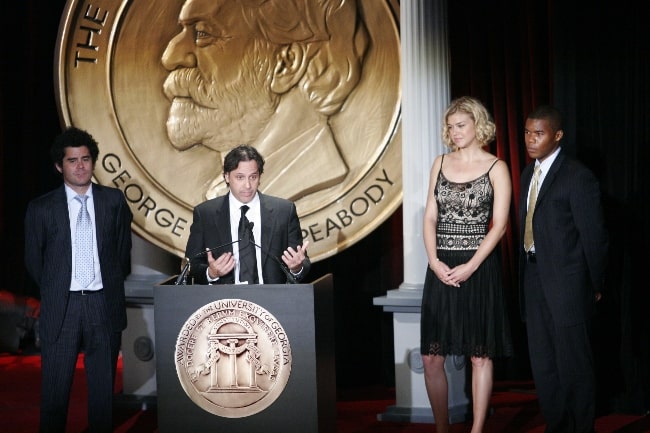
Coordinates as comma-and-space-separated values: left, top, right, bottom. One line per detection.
183, 145, 310, 285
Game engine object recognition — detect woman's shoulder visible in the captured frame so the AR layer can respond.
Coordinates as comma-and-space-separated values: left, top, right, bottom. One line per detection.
430, 153, 445, 171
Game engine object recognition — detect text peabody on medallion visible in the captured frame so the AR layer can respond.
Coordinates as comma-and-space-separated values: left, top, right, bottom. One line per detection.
55, 0, 401, 262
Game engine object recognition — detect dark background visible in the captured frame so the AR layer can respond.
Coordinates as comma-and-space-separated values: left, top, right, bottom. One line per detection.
1, 0, 647, 416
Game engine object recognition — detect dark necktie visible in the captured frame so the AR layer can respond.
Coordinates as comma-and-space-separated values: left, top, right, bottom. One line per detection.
75, 194, 94, 287
238, 205, 259, 284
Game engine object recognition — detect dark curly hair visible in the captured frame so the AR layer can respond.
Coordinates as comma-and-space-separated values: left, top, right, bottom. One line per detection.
50, 127, 100, 166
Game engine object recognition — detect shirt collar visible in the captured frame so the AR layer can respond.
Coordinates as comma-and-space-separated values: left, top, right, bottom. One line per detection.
229, 192, 260, 214
64, 184, 93, 203
537, 146, 561, 174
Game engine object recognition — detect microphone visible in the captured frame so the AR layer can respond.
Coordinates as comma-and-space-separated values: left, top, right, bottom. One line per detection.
175, 239, 241, 285
175, 257, 191, 285
249, 239, 299, 284
192, 238, 241, 258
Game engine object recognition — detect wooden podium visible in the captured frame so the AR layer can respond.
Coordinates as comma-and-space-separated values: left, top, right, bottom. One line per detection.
153, 274, 335, 433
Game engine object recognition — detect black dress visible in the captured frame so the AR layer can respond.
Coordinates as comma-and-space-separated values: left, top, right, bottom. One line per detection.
420, 157, 513, 359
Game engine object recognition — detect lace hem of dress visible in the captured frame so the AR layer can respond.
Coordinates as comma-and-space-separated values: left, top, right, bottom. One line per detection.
426, 342, 491, 358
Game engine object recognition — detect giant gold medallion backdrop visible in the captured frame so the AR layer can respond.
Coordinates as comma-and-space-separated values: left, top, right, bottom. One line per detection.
55, 0, 401, 262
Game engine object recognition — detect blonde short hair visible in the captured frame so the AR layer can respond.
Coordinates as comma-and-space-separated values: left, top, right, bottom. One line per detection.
442, 96, 496, 150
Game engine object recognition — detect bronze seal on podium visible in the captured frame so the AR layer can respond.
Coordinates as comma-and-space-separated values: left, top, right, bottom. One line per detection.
55, 0, 401, 262
175, 299, 291, 417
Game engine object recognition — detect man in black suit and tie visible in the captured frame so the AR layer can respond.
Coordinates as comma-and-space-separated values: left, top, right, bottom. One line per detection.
24, 127, 133, 433
519, 106, 608, 433
185, 144, 310, 285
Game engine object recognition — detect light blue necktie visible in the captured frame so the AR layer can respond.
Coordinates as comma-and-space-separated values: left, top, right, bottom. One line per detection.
75, 195, 95, 287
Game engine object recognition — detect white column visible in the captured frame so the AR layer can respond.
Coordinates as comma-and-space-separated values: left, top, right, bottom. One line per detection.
374, 0, 470, 424
130, 233, 178, 279
400, 0, 449, 290
121, 234, 178, 399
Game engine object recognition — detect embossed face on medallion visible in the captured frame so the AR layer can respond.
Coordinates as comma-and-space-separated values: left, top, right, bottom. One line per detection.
175, 299, 291, 417
55, 0, 401, 261
161, 1, 280, 154
161, 0, 370, 202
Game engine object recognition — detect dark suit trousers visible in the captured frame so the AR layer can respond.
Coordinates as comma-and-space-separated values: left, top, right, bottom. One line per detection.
40, 292, 121, 433
524, 262, 596, 433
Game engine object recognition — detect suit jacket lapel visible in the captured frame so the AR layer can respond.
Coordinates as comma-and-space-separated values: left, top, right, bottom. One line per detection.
259, 193, 276, 266
92, 184, 105, 254
536, 151, 565, 205
54, 185, 73, 258
215, 196, 233, 249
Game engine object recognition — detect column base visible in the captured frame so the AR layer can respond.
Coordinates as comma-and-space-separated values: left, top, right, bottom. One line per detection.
377, 402, 471, 424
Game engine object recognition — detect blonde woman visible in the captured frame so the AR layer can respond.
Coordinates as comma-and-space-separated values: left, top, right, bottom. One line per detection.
420, 96, 513, 433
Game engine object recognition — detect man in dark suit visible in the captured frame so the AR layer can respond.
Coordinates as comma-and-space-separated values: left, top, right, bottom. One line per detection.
24, 127, 133, 433
519, 105, 608, 433
185, 144, 310, 285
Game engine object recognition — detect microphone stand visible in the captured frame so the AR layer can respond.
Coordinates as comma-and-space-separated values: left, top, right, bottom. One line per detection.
250, 239, 299, 284
175, 258, 190, 285
175, 239, 242, 285
194, 239, 242, 257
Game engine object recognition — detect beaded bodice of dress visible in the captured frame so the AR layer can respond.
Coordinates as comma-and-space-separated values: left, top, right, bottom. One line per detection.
434, 159, 496, 251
